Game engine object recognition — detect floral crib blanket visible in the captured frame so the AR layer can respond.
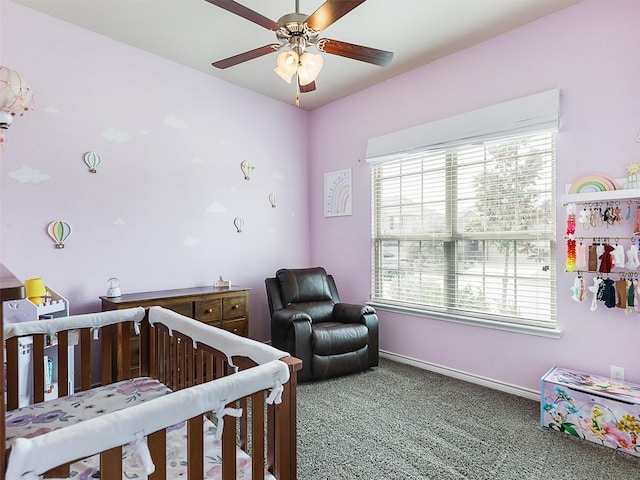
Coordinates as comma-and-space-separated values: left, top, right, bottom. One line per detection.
5, 377, 276, 479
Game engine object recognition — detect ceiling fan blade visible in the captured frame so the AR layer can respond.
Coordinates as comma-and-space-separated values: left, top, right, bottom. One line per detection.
299, 80, 316, 93
212, 44, 280, 69
318, 38, 393, 67
204, 0, 281, 31
306, 0, 367, 32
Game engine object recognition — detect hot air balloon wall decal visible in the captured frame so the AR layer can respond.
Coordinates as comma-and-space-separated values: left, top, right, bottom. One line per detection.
269, 193, 278, 208
240, 160, 254, 180
84, 151, 102, 173
233, 217, 245, 233
47, 220, 72, 248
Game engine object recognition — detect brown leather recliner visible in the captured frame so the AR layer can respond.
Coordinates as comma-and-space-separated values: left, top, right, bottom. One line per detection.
265, 267, 378, 382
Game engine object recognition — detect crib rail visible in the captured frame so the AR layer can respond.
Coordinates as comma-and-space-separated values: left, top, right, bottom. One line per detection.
147, 323, 301, 480
4, 307, 146, 410
3, 307, 301, 480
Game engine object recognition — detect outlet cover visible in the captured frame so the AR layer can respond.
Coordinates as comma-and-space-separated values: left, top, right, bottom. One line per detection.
610, 365, 625, 382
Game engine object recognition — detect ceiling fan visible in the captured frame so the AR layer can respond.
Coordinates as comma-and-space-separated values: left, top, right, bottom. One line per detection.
205, 0, 394, 103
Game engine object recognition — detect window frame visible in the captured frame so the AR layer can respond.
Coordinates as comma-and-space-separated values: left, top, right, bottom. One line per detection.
370, 131, 560, 338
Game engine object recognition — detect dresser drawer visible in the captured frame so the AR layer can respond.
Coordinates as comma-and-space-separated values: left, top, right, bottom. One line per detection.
221, 318, 247, 336
194, 298, 222, 323
165, 301, 193, 318
222, 295, 247, 319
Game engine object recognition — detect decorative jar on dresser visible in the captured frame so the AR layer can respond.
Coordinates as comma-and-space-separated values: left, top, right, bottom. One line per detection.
100, 286, 250, 377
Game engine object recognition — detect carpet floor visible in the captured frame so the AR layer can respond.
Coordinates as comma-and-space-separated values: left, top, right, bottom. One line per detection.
296, 358, 640, 479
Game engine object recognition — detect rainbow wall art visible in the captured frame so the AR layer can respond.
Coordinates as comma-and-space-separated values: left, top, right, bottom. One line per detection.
324, 169, 352, 217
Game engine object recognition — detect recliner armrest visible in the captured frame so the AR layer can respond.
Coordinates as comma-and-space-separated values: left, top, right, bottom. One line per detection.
272, 308, 313, 329
333, 303, 376, 324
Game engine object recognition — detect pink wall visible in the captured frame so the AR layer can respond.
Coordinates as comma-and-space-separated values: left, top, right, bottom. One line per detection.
0, 0, 311, 342
2, 0, 639, 393
309, 0, 640, 391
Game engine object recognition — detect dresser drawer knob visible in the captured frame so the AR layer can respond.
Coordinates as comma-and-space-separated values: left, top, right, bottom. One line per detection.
207, 308, 213, 313
232, 304, 239, 310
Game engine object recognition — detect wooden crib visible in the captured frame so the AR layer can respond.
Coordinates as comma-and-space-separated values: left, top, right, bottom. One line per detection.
2, 305, 301, 480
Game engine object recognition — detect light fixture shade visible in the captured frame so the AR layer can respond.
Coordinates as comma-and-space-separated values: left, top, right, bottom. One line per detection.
273, 51, 299, 84
298, 53, 323, 86
25, 277, 47, 305
0, 66, 34, 120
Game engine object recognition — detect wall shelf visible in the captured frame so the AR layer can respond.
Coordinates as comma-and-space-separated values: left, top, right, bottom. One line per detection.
562, 188, 640, 205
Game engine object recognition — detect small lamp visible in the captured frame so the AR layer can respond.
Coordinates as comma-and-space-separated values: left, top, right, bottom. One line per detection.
25, 277, 47, 305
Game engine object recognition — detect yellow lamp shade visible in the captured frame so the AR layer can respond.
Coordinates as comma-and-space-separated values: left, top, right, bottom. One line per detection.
25, 277, 46, 305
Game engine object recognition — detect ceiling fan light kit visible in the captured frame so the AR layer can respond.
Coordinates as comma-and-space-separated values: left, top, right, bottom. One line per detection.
297, 52, 324, 86
206, 0, 393, 106
274, 51, 299, 84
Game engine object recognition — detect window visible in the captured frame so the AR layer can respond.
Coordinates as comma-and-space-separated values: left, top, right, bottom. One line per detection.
367, 90, 559, 335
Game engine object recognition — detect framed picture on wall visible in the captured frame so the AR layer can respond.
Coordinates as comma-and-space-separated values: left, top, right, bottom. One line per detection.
324, 168, 352, 217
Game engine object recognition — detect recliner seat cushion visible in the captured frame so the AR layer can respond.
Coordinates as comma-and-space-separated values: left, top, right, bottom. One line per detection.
312, 322, 368, 356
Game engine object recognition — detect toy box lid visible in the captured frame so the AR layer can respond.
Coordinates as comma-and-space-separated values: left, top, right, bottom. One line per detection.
543, 366, 640, 404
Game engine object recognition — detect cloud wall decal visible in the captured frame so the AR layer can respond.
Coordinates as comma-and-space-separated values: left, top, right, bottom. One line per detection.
101, 127, 131, 143
164, 116, 188, 129
9, 166, 50, 184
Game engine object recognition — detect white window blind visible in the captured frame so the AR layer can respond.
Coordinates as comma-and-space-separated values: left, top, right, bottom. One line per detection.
368, 91, 559, 332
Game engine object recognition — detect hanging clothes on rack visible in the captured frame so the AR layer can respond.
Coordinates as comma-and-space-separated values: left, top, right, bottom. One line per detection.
601, 278, 616, 308
599, 244, 615, 273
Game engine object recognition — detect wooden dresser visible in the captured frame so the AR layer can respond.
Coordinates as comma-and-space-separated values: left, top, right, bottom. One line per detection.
100, 286, 250, 376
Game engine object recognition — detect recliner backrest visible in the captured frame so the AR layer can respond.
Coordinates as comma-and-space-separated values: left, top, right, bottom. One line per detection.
273, 267, 339, 323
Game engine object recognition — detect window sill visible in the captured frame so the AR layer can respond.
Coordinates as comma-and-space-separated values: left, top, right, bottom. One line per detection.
369, 301, 562, 339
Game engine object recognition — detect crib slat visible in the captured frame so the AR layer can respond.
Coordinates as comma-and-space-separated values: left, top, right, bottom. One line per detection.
160, 326, 169, 384
102, 324, 114, 384
186, 338, 194, 387
187, 416, 204, 479
80, 328, 92, 390
139, 318, 150, 376
251, 391, 265, 480
222, 403, 238, 480
100, 446, 122, 480
33, 335, 45, 404
170, 334, 178, 390
43, 463, 70, 478
118, 321, 131, 381
239, 396, 248, 449
148, 429, 166, 480
148, 320, 157, 379
177, 335, 185, 389
6, 336, 19, 410
57, 330, 69, 397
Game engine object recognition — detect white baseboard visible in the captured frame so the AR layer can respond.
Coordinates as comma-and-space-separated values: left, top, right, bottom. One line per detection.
380, 350, 540, 401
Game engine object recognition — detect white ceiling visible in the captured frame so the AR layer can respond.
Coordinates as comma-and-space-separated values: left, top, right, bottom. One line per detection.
10, 0, 581, 110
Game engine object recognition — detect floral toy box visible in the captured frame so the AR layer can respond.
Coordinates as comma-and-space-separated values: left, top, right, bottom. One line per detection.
541, 366, 640, 457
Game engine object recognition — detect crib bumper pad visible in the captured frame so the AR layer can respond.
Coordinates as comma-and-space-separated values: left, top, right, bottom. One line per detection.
148, 306, 290, 365
5, 359, 289, 479
3, 307, 146, 339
